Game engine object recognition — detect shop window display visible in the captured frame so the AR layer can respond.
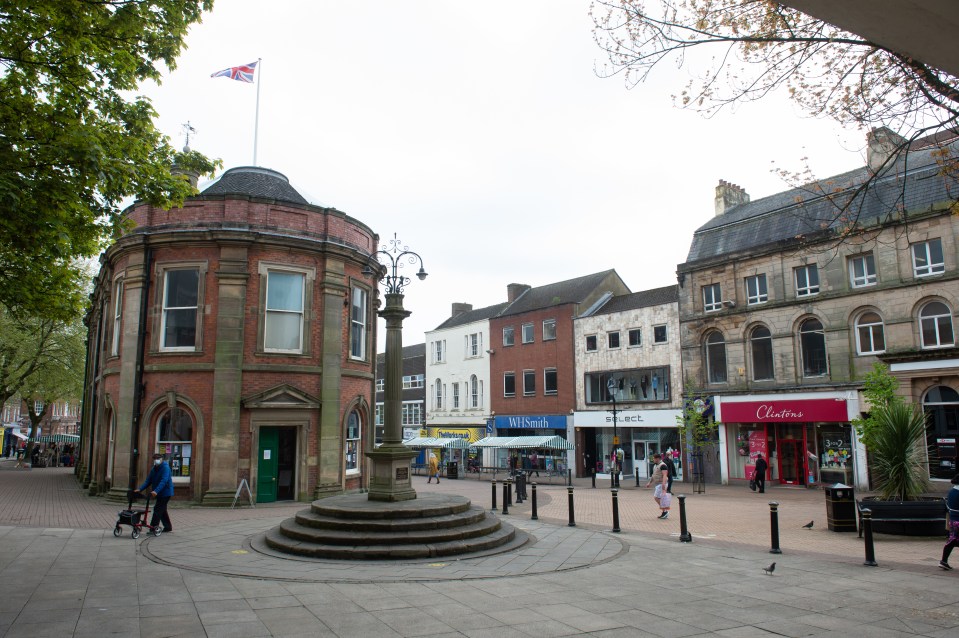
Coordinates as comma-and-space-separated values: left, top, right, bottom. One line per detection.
729, 425, 777, 481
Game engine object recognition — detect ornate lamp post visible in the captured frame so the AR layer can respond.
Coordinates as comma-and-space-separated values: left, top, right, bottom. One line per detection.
607, 377, 620, 488
362, 234, 427, 502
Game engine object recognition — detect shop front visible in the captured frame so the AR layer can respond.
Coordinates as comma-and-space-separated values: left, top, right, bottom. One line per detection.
572, 409, 682, 480
491, 415, 569, 470
422, 426, 485, 473
715, 393, 864, 489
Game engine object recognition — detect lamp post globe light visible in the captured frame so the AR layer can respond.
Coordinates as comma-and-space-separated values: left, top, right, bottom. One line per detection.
362, 234, 427, 502
607, 377, 620, 488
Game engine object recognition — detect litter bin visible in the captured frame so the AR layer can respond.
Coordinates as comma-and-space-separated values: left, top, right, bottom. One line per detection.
446, 461, 458, 480
824, 483, 856, 532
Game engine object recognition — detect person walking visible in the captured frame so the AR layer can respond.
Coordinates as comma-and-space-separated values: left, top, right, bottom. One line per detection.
529, 451, 540, 477
940, 473, 959, 570
753, 454, 768, 494
427, 453, 440, 484
137, 453, 174, 533
645, 453, 671, 519
662, 452, 677, 494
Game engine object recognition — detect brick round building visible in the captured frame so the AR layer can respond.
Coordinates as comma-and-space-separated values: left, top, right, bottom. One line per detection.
81, 166, 379, 504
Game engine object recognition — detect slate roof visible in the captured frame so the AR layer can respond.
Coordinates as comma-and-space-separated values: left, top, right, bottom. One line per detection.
497, 270, 623, 317
594, 285, 679, 315
201, 166, 309, 205
684, 138, 959, 265
431, 302, 511, 331
376, 343, 426, 362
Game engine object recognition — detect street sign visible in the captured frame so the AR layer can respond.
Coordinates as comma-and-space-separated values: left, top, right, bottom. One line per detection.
613, 436, 620, 445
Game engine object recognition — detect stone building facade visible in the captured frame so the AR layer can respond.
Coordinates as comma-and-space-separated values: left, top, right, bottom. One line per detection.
677, 129, 959, 488
80, 167, 381, 504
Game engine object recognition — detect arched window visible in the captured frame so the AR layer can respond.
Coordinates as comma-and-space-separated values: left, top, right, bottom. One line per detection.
920, 301, 955, 349
855, 311, 886, 355
749, 325, 774, 381
345, 410, 360, 472
156, 406, 193, 478
923, 386, 959, 479
799, 318, 828, 377
704, 331, 727, 384
434, 379, 443, 410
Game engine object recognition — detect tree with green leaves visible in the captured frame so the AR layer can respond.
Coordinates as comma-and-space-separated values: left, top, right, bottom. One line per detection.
591, 1, 959, 239
1, 310, 86, 463
851, 362, 903, 449
676, 380, 719, 487
0, 0, 219, 320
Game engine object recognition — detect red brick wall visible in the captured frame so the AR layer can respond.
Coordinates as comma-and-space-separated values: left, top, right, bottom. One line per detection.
489, 305, 577, 416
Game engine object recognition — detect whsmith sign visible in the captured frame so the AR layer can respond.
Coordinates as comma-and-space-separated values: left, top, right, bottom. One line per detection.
493, 415, 567, 430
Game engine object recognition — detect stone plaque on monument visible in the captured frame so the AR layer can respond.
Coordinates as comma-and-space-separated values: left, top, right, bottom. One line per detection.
396, 467, 409, 480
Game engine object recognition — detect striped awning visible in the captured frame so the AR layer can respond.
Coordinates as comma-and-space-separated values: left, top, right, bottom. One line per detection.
402, 437, 472, 450
33, 434, 80, 443
471, 435, 573, 450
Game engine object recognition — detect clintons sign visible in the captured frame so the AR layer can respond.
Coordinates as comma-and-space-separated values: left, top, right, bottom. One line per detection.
721, 399, 848, 423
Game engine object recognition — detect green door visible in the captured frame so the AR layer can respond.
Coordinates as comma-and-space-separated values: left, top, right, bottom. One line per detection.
257, 427, 279, 503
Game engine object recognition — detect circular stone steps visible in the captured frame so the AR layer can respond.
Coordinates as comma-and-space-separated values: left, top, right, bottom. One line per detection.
264, 492, 520, 560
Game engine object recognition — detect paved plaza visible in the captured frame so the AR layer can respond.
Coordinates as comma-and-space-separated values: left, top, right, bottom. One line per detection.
0, 464, 956, 637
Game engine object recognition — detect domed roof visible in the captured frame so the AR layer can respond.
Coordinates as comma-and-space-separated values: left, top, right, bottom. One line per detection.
201, 166, 309, 205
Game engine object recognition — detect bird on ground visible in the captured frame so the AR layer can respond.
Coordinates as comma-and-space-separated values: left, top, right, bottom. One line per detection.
802, 520, 814, 529
763, 562, 776, 575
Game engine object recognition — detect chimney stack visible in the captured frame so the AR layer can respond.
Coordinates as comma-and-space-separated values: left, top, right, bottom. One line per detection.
507, 283, 531, 302
451, 303, 472, 318
714, 180, 750, 217
867, 126, 906, 173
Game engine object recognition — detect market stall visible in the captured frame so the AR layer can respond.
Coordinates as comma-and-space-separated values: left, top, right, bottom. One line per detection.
470, 435, 573, 481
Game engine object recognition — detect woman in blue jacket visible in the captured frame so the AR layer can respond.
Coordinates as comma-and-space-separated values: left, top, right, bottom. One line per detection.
138, 453, 174, 533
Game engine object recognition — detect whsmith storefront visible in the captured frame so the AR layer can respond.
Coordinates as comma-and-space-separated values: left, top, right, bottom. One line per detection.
572, 408, 682, 480
490, 414, 570, 469
713, 391, 866, 490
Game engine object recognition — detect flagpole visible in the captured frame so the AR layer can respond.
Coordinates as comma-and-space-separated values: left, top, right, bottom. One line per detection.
253, 57, 262, 166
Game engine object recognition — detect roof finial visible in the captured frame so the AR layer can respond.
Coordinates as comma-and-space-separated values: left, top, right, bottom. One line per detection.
181, 121, 197, 153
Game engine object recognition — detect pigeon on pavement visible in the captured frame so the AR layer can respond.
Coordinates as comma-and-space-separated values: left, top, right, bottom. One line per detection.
802, 520, 814, 529
763, 562, 776, 575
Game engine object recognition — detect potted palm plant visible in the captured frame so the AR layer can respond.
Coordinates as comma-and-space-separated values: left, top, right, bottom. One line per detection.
855, 364, 946, 536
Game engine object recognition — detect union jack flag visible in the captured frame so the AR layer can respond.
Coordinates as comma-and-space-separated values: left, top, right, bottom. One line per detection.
210, 61, 258, 83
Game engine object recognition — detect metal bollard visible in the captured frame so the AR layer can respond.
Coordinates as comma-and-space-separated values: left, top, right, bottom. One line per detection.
678, 494, 692, 543
862, 509, 878, 566
506, 477, 513, 507
491, 479, 497, 511
567, 486, 576, 527
769, 501, 782, 554
502, 480, 509, 515
531, 482, 538, 520
611, 488, 621, 533
567, 468, 572, 487
515, 474, 524, 504
635, 468, 640, 487
591, 469, 596, 489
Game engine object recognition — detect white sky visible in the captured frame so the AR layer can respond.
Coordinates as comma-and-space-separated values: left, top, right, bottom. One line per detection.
141, 1, 867, 344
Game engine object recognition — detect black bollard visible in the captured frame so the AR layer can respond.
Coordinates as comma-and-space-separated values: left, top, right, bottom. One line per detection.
502, 480, 509, 515
862, 509, 878, 567
515, 474, 524, 504
567, 486, 576, 527
531, 482, 538, 520
635, 468, 640, 487
769, 501, 782, 554
506, 477, 513, 507
568, 468, 572, 487
591, 468, 596, 489
678, 494, 692, 543
611, 488, 621, 533
491, 480, 497, 511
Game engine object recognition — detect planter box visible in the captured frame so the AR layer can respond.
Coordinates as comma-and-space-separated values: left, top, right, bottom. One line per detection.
857, 497, 947, 537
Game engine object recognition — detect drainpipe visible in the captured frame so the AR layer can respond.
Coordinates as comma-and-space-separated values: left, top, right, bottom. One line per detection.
128, 245, 152, 491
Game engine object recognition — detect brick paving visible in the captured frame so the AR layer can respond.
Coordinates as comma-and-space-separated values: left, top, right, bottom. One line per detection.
0, 463, 956, 637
